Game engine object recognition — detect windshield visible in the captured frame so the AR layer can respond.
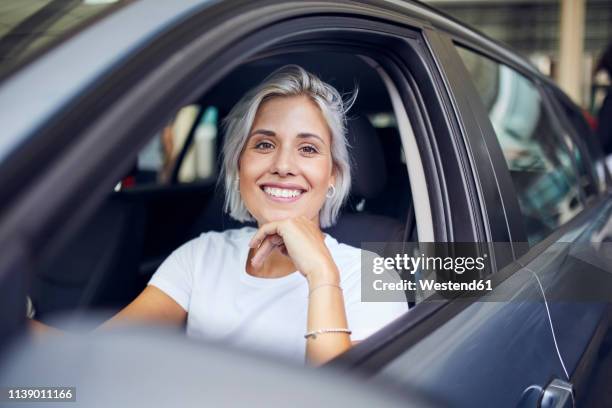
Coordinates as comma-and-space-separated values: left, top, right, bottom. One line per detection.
0, 0, 128, 81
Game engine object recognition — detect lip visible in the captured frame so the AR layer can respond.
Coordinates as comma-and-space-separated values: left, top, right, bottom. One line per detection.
259, 182, 307, 203
259, 182, 307, 190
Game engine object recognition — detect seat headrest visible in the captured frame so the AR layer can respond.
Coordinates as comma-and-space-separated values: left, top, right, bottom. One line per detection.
346, 115, 386, 199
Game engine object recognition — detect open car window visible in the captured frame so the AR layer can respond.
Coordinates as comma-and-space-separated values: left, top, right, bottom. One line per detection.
31, 51, 417, 355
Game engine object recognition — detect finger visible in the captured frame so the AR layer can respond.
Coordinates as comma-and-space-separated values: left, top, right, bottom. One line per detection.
248, 221, 282, 248
251, 236, 281, 268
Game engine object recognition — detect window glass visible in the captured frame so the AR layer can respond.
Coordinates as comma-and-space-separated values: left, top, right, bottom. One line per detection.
457, 46, 583, 244
553, 90, 606, 195
120, 105, 219, 189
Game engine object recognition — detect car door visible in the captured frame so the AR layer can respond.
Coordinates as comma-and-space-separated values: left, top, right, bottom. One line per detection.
354, 28, 611, 407
457, 37, 612, 404
0, 1, 609, 406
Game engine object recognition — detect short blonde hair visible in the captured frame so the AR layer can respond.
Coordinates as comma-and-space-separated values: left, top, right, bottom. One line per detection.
221, 65, 356, 227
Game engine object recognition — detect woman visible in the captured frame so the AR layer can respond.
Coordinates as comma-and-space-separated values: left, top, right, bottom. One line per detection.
33, 65, 408, 365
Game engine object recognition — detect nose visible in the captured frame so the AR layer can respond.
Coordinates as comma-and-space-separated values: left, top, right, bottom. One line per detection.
271, 145, 296, 177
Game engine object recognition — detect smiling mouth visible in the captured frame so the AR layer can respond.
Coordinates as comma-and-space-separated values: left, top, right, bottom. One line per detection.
260, 186, 306, 201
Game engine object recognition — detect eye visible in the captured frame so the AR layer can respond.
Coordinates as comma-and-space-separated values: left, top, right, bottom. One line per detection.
254, 141, 275, 151
299, 145, 319, 155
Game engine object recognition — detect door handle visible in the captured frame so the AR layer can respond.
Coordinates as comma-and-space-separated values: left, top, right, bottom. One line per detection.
540, 379, 574, 408
518, 379, 574, 408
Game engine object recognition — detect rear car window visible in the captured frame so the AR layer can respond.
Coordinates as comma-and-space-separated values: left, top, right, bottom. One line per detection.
122, 104, 219, 188
552, 89, 607, 195
456, 46, 584, 245
0, 0, 127, 81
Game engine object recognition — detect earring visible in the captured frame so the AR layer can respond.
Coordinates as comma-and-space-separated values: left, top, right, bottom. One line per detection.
326, 185, 336, 198
234, 177, 240, 191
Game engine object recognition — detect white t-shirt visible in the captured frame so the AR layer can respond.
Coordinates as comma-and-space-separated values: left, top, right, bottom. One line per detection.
148, 227, 408, 364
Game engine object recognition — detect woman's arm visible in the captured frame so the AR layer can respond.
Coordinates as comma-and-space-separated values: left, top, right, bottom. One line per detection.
249, 217, 353, 366
29, 286, 187, 335
96, 285, 187, 330
304, 264, 352, 365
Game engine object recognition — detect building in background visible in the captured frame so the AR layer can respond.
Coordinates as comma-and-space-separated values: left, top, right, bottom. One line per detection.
425, 0, 612, 113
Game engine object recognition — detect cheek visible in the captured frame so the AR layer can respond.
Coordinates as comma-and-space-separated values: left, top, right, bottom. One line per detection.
304, 161, 334, 191
239, 153, 266, 181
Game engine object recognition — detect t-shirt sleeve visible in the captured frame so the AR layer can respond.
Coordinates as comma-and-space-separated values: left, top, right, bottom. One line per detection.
342, 260, 409, 341
148, 236, 200, 311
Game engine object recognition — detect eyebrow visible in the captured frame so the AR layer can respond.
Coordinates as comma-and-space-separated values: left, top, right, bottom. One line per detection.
249, 129, 325, 143
250, 129, 276, 137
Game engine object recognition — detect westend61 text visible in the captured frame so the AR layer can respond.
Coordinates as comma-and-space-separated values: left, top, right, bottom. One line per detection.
373, 279, 493, 292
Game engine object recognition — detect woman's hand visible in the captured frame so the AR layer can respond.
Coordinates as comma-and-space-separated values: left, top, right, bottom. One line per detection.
249, 217, 352, 365
248, 216, 339, 284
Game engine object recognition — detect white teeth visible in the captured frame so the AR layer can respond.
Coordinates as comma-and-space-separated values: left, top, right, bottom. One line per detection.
263, 187, 303, 198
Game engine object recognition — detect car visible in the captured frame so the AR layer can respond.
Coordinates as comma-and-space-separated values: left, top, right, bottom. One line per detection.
0, 1, 611, 407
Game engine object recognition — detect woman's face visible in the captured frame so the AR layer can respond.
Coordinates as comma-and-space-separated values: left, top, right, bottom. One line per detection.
238, 95, 335, 226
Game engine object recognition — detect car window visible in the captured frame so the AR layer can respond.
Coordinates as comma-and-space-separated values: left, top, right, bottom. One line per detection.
29, 51, 415, 351
123, 105, 219, 188
456, 46, 584, 245
552, 89, 608, 195
0, 0, 128, 82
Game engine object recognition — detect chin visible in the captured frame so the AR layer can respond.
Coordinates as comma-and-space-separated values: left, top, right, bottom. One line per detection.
256, 208, 318, 224
260, 211, 301, 223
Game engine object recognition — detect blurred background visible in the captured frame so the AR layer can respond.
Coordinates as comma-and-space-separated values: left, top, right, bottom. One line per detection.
424, 0, 612, 117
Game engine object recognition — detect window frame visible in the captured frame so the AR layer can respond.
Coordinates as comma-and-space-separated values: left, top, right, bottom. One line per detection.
427, 34, 528, 255
151, 21, 493, 367
0, 4, 490, 371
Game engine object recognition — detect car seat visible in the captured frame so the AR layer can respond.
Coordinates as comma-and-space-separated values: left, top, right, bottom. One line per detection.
324, 115, 408, 247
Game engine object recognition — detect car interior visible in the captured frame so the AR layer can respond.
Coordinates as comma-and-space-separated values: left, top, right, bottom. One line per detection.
29, 52, 418, 328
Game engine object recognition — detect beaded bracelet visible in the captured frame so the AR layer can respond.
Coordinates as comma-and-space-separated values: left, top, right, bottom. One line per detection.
308, 283, 342, 298
304, 328, 352, 340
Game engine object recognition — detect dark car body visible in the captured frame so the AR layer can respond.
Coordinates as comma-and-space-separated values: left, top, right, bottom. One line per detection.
0, 1, 611, 407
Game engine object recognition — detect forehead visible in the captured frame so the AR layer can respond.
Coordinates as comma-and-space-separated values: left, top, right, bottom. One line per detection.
254, 95, 326, 124
250, 95, 331, 144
